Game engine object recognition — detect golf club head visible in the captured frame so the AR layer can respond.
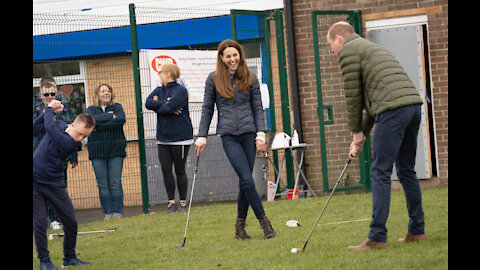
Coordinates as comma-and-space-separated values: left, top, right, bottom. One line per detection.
175, 237, 186, 248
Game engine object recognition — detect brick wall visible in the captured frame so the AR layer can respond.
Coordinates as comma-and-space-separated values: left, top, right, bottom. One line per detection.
290, 0, 448, 193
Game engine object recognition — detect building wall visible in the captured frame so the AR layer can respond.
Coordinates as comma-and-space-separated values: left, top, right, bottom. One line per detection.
290, 0, 448, 192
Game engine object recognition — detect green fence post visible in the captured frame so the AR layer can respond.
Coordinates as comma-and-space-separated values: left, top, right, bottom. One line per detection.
274, 9, 295, 189
230, 12, 237, 41
129, 3, 149, 214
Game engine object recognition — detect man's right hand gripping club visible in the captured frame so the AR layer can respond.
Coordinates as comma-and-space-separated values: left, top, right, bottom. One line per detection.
349, 131, 366, 159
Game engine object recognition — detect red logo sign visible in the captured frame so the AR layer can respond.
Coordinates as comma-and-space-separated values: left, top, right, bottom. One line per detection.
61, 85, 73, 96
151, 55, 177, 73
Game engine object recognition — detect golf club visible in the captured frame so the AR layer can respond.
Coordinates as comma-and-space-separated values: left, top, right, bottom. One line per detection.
48, 228, 117, 240
296, 158, 351, 253
175, 153, 200, 248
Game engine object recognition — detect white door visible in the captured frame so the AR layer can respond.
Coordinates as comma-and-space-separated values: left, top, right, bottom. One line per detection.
366, 25, 433, 180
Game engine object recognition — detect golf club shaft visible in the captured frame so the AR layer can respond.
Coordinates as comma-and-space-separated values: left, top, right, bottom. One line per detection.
181, 154, 200, 241
52, 228, 116, 238
302, 159, 351, 250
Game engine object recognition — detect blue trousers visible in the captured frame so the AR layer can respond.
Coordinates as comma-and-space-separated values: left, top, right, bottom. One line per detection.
33, 181, 77, 259
221, 132, 266, 220
368, 104, 425, 242
91, 157, 124, 215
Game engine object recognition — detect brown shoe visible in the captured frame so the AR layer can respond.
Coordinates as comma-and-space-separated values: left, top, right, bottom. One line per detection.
235, 218, 251, 239
347, 238, 387, 252
258, 216, 276, 239
397, 232, 427, 243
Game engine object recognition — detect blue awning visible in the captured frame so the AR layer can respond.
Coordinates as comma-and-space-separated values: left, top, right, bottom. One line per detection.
33, 15, 263, 62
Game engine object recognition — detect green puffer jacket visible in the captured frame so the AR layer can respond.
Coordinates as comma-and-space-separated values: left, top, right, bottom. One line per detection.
338, 33, 423, 134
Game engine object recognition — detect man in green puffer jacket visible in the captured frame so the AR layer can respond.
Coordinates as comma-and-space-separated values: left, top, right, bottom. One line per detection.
326, 21, 427, 252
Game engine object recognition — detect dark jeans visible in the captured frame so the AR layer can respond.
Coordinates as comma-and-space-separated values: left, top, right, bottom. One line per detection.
368, 104, 425, 242
157, 144, 190, 201
33, 181, 78, 259
221, 132, 266, 220
91, 157, 125, 215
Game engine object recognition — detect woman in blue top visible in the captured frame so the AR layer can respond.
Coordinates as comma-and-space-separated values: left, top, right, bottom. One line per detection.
145, 64, 194, 213
86, 83, 127, 220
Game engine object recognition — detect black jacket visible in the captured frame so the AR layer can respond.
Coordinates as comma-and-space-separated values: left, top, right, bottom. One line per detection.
85, 103, 127, 160
198, 71, 265, 137
145, 81, 193, 142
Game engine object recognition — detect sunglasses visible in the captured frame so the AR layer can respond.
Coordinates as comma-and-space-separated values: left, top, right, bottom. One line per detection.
42, 92, 56, 97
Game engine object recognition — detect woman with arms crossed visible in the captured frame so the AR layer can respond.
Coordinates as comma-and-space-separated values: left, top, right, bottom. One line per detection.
146, 64, 194, 213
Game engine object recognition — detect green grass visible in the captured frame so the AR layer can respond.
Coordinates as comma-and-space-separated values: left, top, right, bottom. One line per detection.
34, 187, 447, 269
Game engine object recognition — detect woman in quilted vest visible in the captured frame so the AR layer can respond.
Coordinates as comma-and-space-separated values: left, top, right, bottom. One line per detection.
195, 39, 276, 240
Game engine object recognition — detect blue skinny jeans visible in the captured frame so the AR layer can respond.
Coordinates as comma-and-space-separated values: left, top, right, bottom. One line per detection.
221, 132, 266, 220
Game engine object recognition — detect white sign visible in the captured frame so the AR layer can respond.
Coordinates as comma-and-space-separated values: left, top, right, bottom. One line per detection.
146, 49, 217, 102
260, 83, 270, 109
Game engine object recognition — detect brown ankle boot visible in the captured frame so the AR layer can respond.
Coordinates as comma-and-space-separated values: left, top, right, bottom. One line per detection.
258, 216, 276, 239
397, 232, 427, 243
235, 218, 251, 239
347, 238, 387, 252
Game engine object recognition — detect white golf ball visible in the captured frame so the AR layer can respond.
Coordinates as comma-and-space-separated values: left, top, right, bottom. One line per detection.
291, 248, 297, 253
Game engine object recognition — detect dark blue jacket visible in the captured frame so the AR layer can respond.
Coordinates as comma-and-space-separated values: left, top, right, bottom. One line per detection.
33, 97, 78, 164
33, 107, 82, 186
145, 81, 193, 142
198, 72, 265, 137
85, 103, 127, 160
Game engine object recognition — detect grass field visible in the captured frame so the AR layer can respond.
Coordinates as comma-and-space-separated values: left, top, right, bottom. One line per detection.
33, 187, 448, 269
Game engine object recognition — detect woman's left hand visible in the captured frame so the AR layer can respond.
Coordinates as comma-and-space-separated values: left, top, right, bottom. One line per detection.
256, 139, 265, 153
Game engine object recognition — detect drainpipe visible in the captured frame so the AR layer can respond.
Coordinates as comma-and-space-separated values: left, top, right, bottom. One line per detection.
284, 0, 302, 142
284, 0, 307, 195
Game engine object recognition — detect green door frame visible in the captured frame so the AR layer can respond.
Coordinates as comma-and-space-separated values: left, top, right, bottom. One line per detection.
230, 9, 295, 190
311, 10, 371, 193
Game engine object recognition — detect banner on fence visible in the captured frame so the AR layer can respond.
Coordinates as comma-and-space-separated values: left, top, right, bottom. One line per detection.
144, 49, 217, 102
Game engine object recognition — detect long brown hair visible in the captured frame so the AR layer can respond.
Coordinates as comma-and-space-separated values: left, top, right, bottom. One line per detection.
214, 39, 252, 99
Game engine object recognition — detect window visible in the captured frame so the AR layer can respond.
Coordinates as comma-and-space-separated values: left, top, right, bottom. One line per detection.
33, 61, 87, 118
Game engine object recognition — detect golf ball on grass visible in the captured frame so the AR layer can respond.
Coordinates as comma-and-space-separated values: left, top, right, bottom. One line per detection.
291, 248, 297, 253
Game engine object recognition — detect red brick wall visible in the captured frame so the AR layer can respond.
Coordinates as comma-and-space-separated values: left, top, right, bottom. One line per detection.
290, 0, 448, 193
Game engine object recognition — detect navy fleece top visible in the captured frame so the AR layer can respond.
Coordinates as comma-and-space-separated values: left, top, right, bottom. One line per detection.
33, 107, 82, 186
145, 81, 193, 142
85, 103, 127, 160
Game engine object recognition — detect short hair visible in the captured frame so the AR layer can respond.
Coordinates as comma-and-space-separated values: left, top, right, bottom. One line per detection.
40, 76, 56, 86
74, 113, 95, 129
328, 21, 354, 40
93, 83, 115, 107
161, 64, 181, 81
40, 82, 56, 90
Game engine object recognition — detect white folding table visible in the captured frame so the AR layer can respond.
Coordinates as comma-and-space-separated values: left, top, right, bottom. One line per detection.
265, 143, 316, 200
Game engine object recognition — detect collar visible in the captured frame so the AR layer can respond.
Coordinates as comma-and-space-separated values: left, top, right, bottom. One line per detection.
339, 32, 361, 56
165, 81, 178, 88
344, 32, 361, 44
